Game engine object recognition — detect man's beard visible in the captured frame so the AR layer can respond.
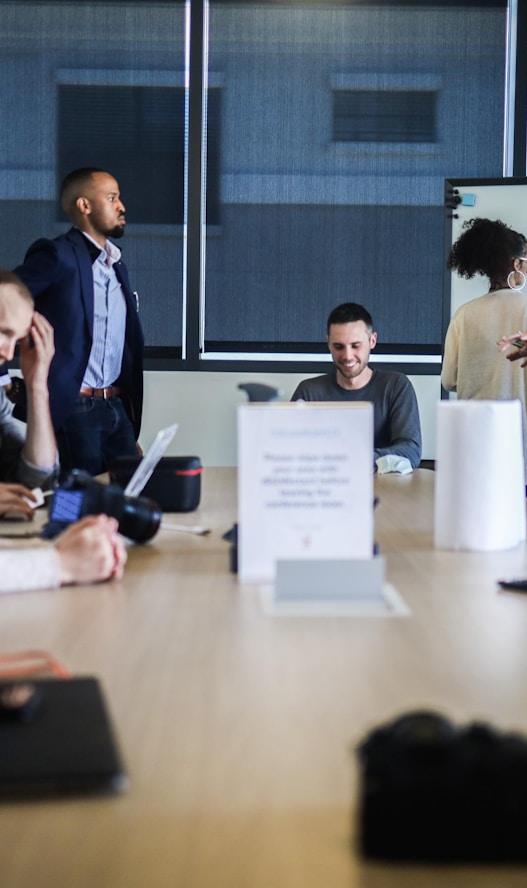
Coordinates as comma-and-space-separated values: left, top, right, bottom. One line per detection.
108, 225, 125, 239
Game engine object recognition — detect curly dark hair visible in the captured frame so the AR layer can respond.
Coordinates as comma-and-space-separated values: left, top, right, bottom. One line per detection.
447, 217, 527, 283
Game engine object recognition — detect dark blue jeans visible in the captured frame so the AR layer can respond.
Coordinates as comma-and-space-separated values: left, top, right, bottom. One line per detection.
57, 395, 137, 478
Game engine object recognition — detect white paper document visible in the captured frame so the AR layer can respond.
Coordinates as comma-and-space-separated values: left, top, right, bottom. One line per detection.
238, 401, 374, 583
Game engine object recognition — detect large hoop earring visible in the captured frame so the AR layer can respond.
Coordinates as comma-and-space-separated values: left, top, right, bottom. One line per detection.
507, 270, 527, 292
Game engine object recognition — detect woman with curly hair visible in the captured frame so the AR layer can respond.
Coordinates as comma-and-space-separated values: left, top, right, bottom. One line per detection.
442, 216, 527, 464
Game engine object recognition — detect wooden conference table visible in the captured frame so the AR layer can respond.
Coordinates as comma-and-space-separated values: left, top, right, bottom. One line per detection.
1, 468, 527, 888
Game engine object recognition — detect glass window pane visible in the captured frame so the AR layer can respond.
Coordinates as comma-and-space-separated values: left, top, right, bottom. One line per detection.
0, 1, 186, 353
58, 85, 186, 225
333, 90, 437, 143
204, 1, 508, 361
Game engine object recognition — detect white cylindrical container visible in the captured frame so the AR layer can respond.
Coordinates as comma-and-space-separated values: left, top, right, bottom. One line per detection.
434, 400, 526, 551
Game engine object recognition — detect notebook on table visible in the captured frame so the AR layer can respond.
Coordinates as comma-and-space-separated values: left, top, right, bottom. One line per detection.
0, 676, 127, 798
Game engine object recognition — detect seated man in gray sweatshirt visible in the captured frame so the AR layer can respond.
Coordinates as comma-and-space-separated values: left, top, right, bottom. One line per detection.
291, 302, 422, 470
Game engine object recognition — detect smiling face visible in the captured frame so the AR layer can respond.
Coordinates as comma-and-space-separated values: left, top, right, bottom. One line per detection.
0, 284, 33, 364
73, 172, 126, 246
327, 320, 377, 390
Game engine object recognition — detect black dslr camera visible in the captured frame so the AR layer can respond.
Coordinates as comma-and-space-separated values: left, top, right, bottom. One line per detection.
356, 709, 527, 863
43, 469, 162, 543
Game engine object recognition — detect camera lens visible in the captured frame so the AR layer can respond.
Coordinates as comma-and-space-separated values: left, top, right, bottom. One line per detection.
95, 483, 162, 543
119, 495, 162, 543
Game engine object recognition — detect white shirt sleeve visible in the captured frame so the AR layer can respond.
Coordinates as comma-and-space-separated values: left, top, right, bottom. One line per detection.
0, 547, 61, 593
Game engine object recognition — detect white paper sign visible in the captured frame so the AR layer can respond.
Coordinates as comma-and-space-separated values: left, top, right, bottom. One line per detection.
238, 402, 373, 582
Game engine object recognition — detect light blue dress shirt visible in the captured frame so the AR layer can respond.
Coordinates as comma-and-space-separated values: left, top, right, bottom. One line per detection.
81, 233, 127, 389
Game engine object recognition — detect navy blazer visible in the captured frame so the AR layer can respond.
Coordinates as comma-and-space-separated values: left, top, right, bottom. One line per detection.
14, 227, 144, 437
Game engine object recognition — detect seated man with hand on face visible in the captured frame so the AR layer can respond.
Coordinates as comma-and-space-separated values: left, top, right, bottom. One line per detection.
0, 268, 58, 515
291, 302, 422, 471
0, 269, 127, 592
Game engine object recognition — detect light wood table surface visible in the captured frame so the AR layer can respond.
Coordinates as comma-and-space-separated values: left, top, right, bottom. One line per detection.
1, 467, 527, 887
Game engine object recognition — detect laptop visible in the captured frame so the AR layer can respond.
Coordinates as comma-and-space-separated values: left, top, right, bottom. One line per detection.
123, 422, 179, 497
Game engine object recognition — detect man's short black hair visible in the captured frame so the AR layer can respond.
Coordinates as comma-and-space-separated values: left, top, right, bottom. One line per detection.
326, 302, 374, 336
59, 167, 107, 213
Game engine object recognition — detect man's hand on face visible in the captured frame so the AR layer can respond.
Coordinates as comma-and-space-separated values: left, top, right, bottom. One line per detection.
18, 312, 55, 392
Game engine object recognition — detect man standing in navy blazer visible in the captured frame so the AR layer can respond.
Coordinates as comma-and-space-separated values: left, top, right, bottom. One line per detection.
14, 167, 144, 477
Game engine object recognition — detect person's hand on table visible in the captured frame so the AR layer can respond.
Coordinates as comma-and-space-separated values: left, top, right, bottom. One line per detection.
55, 514, 127, 585
0, 482, 37, 518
